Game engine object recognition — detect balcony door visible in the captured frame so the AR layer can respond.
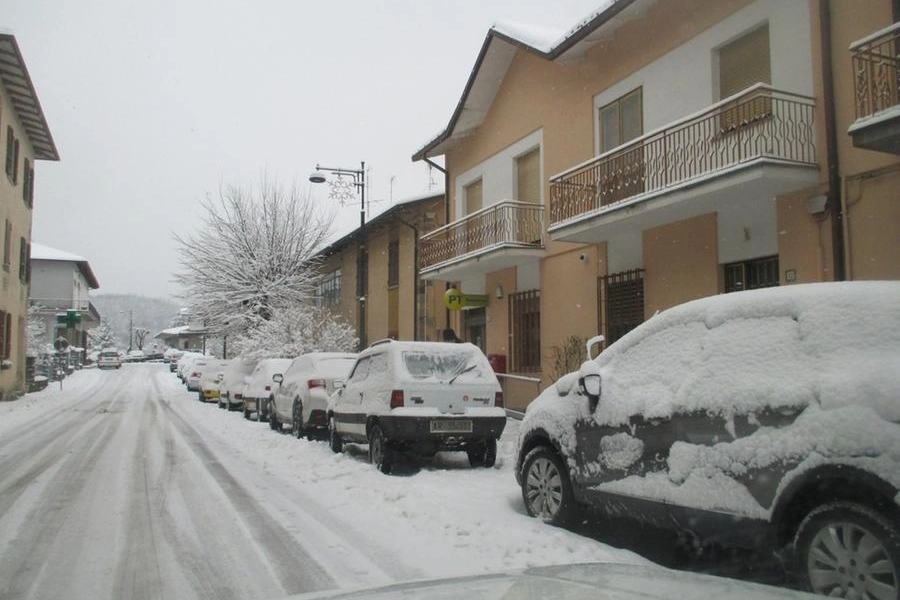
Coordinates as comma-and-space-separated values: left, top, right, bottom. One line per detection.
465, 178, 483, 252
598, 88, 644, 205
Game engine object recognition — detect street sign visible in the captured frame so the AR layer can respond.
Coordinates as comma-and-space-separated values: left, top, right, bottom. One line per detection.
443, 288, 489, 310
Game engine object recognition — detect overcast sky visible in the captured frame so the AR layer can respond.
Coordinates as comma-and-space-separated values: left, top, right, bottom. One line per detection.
5, 0, 604, 300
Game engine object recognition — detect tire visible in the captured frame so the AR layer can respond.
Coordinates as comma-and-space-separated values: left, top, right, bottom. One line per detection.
217, 398, 224, 409
244, 406, 251, 420
467, 439, 498, 468
328, 416, 343, 453
368, 425, 394, 474
793, 501, 900, 600
268, 399, 280, 431
292, 400, 304, 440
520, 446, 578, 526
198, 391, 204, 402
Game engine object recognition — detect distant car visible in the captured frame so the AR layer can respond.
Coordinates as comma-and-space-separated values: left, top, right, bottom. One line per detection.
176, 352, 203, 382
125, 349, 145, 362
218, 357, 259, 410
185, 356, 215, 391
270, 352, 357, 437
515, 282, 900, 599
96, 349, 121, 370
327, 340, 506, 474
242, 358, 293, 421
198, 359, 229, 402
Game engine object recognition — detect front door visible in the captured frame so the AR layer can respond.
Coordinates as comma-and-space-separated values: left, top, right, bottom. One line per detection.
464, 308, 486, 352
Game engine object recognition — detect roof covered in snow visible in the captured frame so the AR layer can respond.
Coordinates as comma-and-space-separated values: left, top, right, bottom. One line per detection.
0, 34, 59, 161
31, 242, 100, 288
412, 0, 656, 161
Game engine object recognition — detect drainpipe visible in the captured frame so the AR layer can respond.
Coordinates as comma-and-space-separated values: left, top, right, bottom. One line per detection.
395, 214, 419, 341
819, 0, 846, 281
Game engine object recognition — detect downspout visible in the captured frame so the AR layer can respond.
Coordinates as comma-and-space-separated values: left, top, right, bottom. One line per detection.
819, 0, 846, 281
423, 156, 454, 335
395, 215, 419, 341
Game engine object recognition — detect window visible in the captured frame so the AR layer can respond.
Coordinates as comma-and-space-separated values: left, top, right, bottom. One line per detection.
515, 147, 541, 204
464, 178, 483, 215
387, 239, 399, 287
509, 289, 540, 372
3, 220, 11, 271
718, 24, 771, 129
464, 179, 483, 251
23, 158, 34, 207
599, 269, 645, 346
0, 311, 10, 359
724, 255, 779, 292
317, 268, 342, 307
600, 88, 642, 154
5, 126, 15, 182
598, 88, 644, 205
19, 237, 29, 284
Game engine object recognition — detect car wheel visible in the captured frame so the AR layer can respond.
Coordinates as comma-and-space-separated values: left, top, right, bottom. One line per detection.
368, 425, 394, 474
217, 397, 224, 409
328, 416, 343, 453
243, 406, 251, 420
292, 400, 304, 440
268, 399, 280, 431
794, 501, 900, 599
521, 446, 577, 526
198, 391, 204, 402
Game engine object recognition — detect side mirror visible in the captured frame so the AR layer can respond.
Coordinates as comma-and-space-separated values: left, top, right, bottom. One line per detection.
577, 360, 601, 412
272, 373, 284, 384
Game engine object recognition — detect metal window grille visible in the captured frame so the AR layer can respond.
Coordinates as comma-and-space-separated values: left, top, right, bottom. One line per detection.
599, 269, 645, 346
509, 289, 540, 372
387, 239, 399, 287
724, 255, 779, 293
317, 268, 342, 307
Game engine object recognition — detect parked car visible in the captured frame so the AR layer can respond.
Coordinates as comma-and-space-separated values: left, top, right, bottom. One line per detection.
164, 349, 184, 372
270, 352, 357, 437
218, 357, 259, 410
515, 281, 900, 599
176, 352, 203, 382
242, 358, 293, 421
327, 340, 506, 474
185, 356, 215, 391
96, 349, 121, 370
198, 358, 229, 402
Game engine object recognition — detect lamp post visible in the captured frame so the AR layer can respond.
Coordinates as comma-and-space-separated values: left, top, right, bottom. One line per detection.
309, 161, 367, 350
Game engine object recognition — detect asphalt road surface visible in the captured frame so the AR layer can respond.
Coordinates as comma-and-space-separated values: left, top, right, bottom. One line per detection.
0, 364, 337, 600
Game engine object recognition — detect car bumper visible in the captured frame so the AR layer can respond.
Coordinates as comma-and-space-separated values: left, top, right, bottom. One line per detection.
202, 389, 220, 400
377, 415, 506, 447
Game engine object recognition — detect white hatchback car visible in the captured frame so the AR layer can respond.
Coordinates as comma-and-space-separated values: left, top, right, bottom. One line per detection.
270, 352, 357, 437
242, 358, 293, 421
218, 357, 259, 410
327, 340, 506, 473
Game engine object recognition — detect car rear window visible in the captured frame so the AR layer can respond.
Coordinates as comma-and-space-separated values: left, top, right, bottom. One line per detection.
100, 352, 118, 358
400, 349, 490, 382
316, 357, 356, 379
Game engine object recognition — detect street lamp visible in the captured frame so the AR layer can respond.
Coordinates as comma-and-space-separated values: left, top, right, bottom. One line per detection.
309, 161, 367, 350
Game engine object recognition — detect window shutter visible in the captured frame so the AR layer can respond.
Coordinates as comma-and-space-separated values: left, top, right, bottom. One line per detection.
3, 312, 11, 359
22, 158, 30, 204
516, 148, 541, 204
719, 25, 771, 99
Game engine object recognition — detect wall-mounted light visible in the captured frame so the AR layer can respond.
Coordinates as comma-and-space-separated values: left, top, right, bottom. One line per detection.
495, 286, 504, 299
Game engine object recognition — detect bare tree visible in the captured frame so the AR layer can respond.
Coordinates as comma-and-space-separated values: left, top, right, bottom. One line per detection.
174, 177, 334, 337
133, 327, 151, 350
87, 321, 117, 351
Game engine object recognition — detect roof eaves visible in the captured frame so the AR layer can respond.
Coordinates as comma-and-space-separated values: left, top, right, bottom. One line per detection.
411, 0, 641, 163
0, 34, 59, 161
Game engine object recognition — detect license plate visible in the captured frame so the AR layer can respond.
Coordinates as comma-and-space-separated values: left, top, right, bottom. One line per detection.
430, 420, 473, 434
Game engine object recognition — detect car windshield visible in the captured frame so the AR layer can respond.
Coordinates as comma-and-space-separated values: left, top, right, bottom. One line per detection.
401, 349, 484, 381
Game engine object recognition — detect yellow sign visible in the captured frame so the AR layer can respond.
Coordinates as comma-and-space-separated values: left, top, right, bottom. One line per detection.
443, 288, 489, 310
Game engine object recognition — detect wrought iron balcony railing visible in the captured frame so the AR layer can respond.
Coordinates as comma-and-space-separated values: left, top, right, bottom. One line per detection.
549, 84, 816, 226
419, 200, 544, 270
851, 22, 900, 122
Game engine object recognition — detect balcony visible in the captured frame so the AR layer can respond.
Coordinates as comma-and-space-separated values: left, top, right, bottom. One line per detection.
849, 22, 900, 154
549, 84, 819, 244
418, 200, 544, 281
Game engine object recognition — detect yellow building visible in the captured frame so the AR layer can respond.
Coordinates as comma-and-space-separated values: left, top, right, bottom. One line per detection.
413, 0, 900, 409
0, 34, 59, 400
315, 192, 448, 349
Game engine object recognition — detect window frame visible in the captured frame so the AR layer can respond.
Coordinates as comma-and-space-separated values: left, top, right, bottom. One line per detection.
598, 87, 643, 154
508, 289, 541, 373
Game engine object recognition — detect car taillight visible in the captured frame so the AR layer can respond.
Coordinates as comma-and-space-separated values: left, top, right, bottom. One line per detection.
390, 390, 404, 409
494, 391, 504, 408
264, 385, 271, 392
191, 372, 201, 378
307, 379, 325, 389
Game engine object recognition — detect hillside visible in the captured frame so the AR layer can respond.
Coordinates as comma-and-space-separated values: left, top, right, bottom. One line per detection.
90, 294, 182, 351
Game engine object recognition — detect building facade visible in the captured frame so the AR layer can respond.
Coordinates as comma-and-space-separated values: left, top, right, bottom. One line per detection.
29, 243, 101, 353
316, 192, 448, 349
413, 0, 900, 409
0, 34, 59, 399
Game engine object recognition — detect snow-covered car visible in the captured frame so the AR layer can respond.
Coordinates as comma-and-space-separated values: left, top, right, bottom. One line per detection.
242, 358, 293, 421
176, 351, 203, 382
327, 340, 506, 474
185, 356, 216, 391
270, 352, 357, 437
96, 349, 121, 370
515, 281, 900, 598
198, 358, 229, 402
218, 357, 259, 410
164, 348, 184, 372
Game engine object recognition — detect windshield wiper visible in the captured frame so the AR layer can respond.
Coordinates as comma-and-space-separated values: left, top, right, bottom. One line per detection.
447, 363, 477, 384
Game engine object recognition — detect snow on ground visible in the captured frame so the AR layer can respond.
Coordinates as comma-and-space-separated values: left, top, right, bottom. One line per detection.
0, 365, 646, 592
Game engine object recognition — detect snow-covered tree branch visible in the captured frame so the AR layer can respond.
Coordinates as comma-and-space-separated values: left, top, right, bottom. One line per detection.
174, 177, 335, 337
230, 304, 356, 359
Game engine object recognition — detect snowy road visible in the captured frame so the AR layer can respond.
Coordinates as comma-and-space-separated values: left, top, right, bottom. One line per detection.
0, 364, 640, 600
